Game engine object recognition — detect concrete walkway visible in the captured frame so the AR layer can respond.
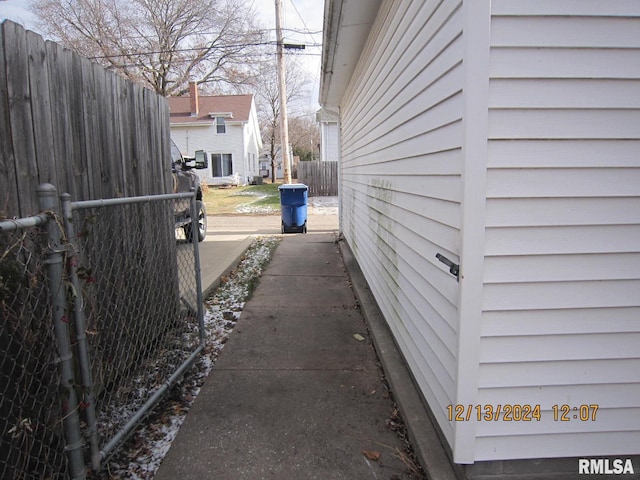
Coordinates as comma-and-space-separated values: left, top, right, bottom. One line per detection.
155, 231, 420, 479
199, 211, 339, 296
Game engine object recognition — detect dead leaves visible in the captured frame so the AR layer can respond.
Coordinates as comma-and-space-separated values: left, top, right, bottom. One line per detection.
363, 442, 426, 479
362, 449, 381, 461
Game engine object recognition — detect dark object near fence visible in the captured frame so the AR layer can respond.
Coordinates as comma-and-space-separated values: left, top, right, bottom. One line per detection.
171, 141, 208, 242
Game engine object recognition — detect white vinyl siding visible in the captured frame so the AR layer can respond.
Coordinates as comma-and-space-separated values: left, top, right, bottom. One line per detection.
244, 100, 263, 179
171, 123, 246, 183
477, 1, 640, 461
170, 96, 261, 186
327, 0, 640, 467
321, 122, 339, 162
339, 0, 464, 446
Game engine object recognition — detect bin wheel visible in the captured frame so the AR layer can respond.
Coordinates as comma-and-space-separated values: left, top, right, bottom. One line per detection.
303, 221, 307, 234
281, 221, 285, 234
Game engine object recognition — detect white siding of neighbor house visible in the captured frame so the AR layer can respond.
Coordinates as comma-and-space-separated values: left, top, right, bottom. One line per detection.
243, 99, 262, 180
339, 0, 464, 447
476, 0, 640, 462
171, 122, 251, 184
321, 122, 339, 162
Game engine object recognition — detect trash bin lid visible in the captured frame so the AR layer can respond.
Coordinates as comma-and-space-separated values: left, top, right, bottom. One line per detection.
278, 184, 308, 191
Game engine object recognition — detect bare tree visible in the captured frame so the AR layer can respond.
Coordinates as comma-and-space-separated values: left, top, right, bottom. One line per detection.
30, 0, 268, 96
252, 58, 308, 182
289, 115, 320, 162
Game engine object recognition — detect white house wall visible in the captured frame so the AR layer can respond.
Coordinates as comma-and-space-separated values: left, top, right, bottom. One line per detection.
243, 122, 259, 182
171, 123, 251, 184
321, 122, 340, 162
339, 0, 464, 448
476, 0, 640, 461
243, 99, 263, 181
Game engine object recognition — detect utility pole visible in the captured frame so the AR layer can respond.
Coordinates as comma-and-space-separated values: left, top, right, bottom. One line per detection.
275, 0, 292, 184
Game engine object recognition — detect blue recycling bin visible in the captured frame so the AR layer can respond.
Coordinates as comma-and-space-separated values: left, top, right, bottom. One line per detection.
279, 184, 308, 234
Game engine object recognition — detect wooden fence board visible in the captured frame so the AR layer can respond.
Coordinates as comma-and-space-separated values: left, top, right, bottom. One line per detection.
110, 73, 125, 197
46, 41, 72, 198
0, 23, 16, 217
70, 48, 90, 200
27, 29, 57, 189
4, 21, 38, 216
298, 160, 338, 196
118, 76, 132, 196
83, 59, 101, 200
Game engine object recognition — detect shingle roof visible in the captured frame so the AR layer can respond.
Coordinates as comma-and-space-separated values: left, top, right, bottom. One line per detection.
168, 94, 253, 124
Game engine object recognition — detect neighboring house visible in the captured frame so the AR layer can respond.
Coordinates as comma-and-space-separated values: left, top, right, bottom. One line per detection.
321, 0, 640, 478
259, 148, 292, 180
168, 84, 262, 186
316, 107, 340, 162
258, 154, 271, 178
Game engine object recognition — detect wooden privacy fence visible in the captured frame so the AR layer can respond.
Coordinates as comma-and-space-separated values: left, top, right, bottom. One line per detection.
0, 21, 181, 477
298, 160, 338, 196
0, 20, 172, 219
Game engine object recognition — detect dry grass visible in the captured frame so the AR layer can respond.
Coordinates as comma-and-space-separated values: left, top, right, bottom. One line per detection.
203, 183, 282, 215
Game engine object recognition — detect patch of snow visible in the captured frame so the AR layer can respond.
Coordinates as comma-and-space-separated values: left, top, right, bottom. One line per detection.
235, 204, 279, 214
309, 196, 338, 207
101, 236, 280, 479
232, 191, 267, 197
308, 196, 338, 215
232, 195, 338, 216
234, 192, 280, 214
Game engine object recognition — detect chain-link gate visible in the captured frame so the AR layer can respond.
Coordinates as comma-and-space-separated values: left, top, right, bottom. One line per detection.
0, 184, 205, 479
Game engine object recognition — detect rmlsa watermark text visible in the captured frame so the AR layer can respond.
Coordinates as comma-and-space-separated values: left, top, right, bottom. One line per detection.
579, 458, 635, 475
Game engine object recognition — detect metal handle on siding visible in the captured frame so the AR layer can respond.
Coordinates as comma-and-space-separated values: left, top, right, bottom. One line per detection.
436, 253, 459, 280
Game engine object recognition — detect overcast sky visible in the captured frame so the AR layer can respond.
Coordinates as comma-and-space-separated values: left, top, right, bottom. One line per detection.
254, 0, 324, 111
0, 0, 324, 109
0, 0, 35, 27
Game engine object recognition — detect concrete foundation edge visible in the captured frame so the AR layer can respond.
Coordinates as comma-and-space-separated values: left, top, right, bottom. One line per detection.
339, 238, 640, 480
339, 238, 459, 480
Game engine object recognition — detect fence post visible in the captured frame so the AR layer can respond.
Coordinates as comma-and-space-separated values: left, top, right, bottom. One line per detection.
190, 189, 205, 344
61, 193, 101, 471
37, 184, 86, 480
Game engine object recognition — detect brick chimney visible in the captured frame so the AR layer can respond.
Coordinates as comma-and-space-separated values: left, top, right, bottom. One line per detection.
189, 81, 199, 116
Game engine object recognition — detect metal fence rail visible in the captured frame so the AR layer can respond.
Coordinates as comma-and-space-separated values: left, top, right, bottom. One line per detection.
0, 184, 205, 479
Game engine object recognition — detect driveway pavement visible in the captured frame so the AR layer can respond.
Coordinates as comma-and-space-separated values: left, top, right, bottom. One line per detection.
199, 209, 339, 296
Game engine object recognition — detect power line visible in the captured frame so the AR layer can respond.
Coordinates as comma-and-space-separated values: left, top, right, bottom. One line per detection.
287, 0, 320, 45
98, 50, 321, 68
76, 27, 320, 45
88, 41, 321, 61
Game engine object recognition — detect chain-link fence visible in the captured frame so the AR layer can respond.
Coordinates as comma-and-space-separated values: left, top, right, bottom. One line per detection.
0, 184, 205, 479
0, 212, 68, 480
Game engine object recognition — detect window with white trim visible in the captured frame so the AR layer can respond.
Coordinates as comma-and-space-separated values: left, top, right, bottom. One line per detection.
215, 116, 226, 134
211, 153, 232, 176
